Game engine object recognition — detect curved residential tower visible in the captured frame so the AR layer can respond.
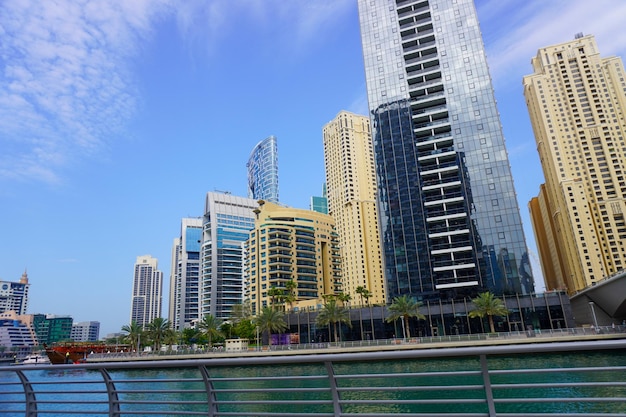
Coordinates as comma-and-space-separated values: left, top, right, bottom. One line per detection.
247, 136, 279, 203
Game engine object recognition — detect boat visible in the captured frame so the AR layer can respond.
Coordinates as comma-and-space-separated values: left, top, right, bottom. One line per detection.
20, 354, 50, 365
44, 343, 129, 364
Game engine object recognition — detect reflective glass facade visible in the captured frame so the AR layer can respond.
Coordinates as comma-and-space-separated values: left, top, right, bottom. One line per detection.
247, 135, 279, 203
201, 192, 257, 319
358, 0, 534, 301
169, 218, 202, 331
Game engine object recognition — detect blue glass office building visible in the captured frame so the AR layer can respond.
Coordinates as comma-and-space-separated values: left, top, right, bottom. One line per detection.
357, 0, 534, 301
247, 136, 279, 203
201, 192, 257, 319
169, 217, 202, 331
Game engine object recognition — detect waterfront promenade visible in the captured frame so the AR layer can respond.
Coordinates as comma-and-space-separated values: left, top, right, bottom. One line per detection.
88, 325, 626, 362
1, 336, 625, 416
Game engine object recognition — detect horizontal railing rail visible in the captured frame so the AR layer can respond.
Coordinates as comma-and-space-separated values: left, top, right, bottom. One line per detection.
1, 339, 626, 416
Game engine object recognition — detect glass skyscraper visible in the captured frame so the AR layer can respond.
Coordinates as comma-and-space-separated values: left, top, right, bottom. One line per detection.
169, 217, 202, 331
247, 135, 279, 203
201, 192, 257, 319
357, 0, 534, 301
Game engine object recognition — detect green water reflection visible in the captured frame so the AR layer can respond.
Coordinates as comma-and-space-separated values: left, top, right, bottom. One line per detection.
2, 350, 625, 415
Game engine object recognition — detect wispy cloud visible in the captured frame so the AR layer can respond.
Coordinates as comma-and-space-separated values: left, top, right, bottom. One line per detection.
174, 0, 354, 58
0, 0, 171, 184
478, 0, 626, 91
0, 0, 354, 185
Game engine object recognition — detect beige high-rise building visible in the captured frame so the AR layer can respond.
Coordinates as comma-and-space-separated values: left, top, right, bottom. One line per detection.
323, 110, 385, 306
244, 200, 342, 314
525, 34, 626, 294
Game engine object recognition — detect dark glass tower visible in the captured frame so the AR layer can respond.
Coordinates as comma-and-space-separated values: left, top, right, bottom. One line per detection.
358, 0, 534, 301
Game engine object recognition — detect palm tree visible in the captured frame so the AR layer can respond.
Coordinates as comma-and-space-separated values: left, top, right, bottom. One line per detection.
355, 286, 367, 339
147, 317, 170, 352
362, 288, 375, 340
254, 306, 288, 346
468, 292, 509, 333
386, 295, 425, 339
267, 286, 285, 310
337, 292, 352, 307
121, 321, 143, 352
197, 314, 224, 348
284, 279, 297, 312
316, 298, 351, 342
163, 328, 180, 349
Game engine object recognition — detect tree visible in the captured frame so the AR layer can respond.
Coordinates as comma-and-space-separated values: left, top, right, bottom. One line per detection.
386, 295, 425, 339
468, 292, 509, 333
361, 288, 375, 340
147, 317, 170, 352
230, 301, 253, 325
316, 298, 351, 342
267, 286, 285, 310
197, 314, 224, 348
254, 306, 288, 346
355, 286, 368, 340
233, 319, 256, 341
284, 279, 297, 312
163, 328, 180, 348
121, 321, 143, 352
337, 292, 352, 307
181, 328, 203, 346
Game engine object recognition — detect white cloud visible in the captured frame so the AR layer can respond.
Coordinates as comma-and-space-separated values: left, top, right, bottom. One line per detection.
174, 0, 354, 58
0, 0, 354, 185
478, 1, 626, 92
0, 0, 171, 184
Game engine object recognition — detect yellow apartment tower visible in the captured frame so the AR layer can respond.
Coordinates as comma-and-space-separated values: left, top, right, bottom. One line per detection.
323, 111, 386, 306
525, 34, 626, 294
244, 200, 342, 314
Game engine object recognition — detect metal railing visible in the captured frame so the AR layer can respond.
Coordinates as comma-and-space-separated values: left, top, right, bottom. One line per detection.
1, 339, 626, 416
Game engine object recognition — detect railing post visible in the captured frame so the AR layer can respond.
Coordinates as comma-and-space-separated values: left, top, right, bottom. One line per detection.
325, 361, 342, 416
480, 354, 496, 417
99, 369, 120, 417
199, 365, 219, 417
16, 370, 37, 417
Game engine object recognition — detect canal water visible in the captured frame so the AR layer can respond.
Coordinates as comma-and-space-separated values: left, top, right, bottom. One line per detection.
1, 350, 626, 416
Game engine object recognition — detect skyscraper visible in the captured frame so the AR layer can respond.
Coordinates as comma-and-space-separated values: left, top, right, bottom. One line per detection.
169, 217, 202, 330
525, 34, 626, 294
201, 192, 257, 319
247, 135, 279, 203
130, 255, 163, 328
0, 270, 29, 315
357, 0, 534, 301
310, 183, 329, 214
323, 110, 385, 305
244, 200, 342, 314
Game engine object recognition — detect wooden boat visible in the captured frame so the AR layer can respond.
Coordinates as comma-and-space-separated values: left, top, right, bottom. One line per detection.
44, 343, 129, 364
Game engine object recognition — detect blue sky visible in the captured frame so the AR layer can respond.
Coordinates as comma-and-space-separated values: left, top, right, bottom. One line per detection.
1, 1, 625, 337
